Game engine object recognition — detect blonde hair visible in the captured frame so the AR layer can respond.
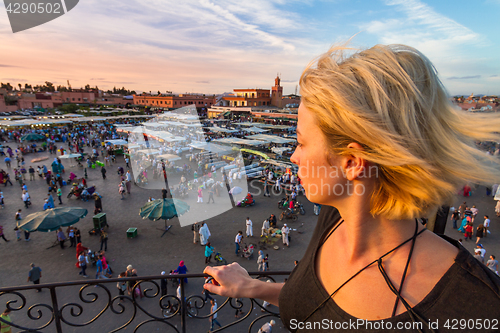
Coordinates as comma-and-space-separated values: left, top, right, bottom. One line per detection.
300, 44, 500, 219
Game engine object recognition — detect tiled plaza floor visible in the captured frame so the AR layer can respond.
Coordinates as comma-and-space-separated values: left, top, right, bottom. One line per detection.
0, 146, 498, 332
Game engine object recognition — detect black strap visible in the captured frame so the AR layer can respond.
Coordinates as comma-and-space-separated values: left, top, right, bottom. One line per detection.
303, 219, 428, 327
391, 219, 419, 317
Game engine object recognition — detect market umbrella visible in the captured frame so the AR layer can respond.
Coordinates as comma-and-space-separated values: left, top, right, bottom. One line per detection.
157, 154, 181, 162
59, 153, 83, 159
139, 198, 190, 237
229, 186, 242, 195
20, 133, 45, 141
17, 207, 88, 232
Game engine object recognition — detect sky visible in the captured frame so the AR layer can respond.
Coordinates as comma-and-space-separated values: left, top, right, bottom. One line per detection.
0, 0, 499, 96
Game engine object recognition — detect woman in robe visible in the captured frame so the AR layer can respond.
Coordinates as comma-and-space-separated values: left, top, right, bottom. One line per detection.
199, 222, 211, 246
458, 216, 471, 233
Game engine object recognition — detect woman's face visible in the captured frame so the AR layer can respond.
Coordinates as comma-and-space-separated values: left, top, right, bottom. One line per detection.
291, 104, 346, 206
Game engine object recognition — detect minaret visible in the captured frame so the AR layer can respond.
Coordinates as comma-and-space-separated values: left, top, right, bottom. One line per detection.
271, 74, 283, 108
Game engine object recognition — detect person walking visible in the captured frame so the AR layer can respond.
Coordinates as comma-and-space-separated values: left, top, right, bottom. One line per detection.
199, 222, 211, 246
57, 227, 66, 249
68, 227, 76, 248
207, 185, 215, 204
22, 190, 30, 208
205, 242, 214, 264
176, 260, 188, 283
93, 193, 102, 214
96, 255, 108, 279
160, 271, 168, 297
192, 222, 200, 244
100, 229, 108, 251
281, 224, 290, 247
27, 263, 42, 292
29, 166, 35, 181
475, 224, 485, 244
209, 299, 222, 332
57, 187, 63, 204
483, 215, 490, 237
487, 255, 498, 275
258, 320, 276, 333
235, 231, 242, 255
78, 251, 88, 277
464, 222, 473, 241
257, 250, 265, 272
470, 205, 479, 223
101, 166, 107, 180
75, 227, 81, 244
125, 170, 132, 194
0, 225, 10, 243
117, 273, 127, 295
197, 187, 203, 203
119, 182, 125, 200
450, 209, 459, 229
202, 277, 214, 303
245, 217, 253, 237
125, 156, 130, 168
0, 308, 12, 333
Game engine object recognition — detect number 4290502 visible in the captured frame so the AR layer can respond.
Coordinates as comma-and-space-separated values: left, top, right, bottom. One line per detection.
5, 2, 62, 14
444, 319, 498, 330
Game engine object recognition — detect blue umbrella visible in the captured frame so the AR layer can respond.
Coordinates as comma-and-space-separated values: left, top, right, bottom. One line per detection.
17, 207, 88, 232
139, 198, 190, 236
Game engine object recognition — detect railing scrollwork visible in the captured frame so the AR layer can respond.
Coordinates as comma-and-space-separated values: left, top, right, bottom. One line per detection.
0, 271, 289, 333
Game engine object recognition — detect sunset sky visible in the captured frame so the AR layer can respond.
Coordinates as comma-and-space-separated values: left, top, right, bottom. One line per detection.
1, 0, 499, 96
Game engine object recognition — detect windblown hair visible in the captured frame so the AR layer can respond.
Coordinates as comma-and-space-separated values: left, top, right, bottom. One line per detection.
300, 44, 500, 220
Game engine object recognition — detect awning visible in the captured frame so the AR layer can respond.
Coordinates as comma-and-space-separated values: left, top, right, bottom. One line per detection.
246, 134, 296, 144
240, 149, 270, 160
105, 139, 128, 146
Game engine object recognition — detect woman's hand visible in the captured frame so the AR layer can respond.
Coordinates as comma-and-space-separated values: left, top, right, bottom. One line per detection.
203, 263, 258, 299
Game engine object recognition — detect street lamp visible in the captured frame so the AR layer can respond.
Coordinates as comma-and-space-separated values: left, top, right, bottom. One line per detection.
160, 158, 170, 198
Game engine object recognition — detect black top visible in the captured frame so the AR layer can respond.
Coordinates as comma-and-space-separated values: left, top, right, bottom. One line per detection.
279, 205, 500, 332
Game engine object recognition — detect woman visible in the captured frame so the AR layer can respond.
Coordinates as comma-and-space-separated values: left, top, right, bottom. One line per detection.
205, 242, 214, 264
176, 260, 188, 283
457, 216, 469, 233
203, 44, 500, 331
199, 222, 210, 246
475, 224, 484, 244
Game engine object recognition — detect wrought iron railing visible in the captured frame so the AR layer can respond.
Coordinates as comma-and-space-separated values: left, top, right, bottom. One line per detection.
0, 271, 290, 333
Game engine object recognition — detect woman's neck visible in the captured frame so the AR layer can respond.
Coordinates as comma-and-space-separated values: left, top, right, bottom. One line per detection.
328, 188, 421, 263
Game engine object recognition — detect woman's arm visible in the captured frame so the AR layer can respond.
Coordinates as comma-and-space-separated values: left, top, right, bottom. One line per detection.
203, 263, 284, 307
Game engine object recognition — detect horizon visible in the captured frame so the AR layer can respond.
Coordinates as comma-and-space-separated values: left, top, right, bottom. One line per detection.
1, 0, 499, 96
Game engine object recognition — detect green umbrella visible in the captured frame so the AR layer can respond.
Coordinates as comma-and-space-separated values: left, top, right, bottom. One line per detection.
20, 133, 46, 141
17, 207, 88, 232
139, 198, 190, 236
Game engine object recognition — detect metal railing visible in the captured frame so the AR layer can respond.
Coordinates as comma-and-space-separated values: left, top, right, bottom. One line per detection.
0, 271, 290, 333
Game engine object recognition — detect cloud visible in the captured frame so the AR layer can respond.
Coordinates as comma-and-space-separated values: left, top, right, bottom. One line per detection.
0, 64, 18, 68
90, 78, 106, 81
448, 75, 481, 80
196, 81, 210, 84
362, 0, 485, 57
490, 75, 498, 78
1, 78, 28, 82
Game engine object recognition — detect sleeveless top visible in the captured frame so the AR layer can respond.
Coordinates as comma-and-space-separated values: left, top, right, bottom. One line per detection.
279, 205, 500, 332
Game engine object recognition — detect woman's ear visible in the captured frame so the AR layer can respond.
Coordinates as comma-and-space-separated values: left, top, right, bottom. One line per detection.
342, 142, 367, 181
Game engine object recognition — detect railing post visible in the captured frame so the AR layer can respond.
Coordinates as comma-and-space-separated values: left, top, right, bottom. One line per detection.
180, 278, 186, 333
49, 287, 63, 333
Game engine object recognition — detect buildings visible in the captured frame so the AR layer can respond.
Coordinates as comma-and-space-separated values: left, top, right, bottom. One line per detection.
132, 94, 216, 110
0, 89, 135, 111
220, 76, 284, 108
